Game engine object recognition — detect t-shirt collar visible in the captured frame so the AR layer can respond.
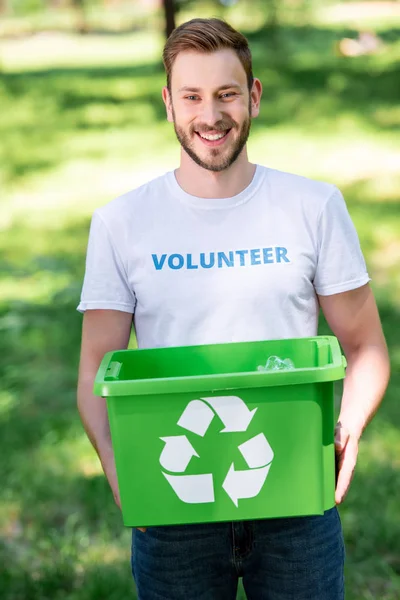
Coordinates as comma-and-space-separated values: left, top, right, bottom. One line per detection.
166, 164, 265, 210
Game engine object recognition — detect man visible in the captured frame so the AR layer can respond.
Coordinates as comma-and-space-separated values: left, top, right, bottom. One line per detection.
77, 18, 390, 600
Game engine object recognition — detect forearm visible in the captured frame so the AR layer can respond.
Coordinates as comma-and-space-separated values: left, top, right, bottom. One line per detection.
338, 341, 390, 439
77, 377, 114, 464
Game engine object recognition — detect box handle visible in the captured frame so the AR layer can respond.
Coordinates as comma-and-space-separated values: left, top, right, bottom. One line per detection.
342, 355, 347, 369
105, 361, 122, 381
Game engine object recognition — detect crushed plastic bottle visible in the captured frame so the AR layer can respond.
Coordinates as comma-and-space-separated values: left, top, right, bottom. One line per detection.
257, 356, 295, 372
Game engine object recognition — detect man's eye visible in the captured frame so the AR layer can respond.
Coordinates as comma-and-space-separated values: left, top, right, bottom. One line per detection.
220, 92, 236, 99
185, 96, 199, 101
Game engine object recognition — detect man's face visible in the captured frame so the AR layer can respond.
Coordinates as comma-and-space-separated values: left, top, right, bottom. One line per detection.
163, 49, 260, 172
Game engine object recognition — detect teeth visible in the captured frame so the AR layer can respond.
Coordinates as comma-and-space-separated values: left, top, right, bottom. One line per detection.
199, 132, 226, 141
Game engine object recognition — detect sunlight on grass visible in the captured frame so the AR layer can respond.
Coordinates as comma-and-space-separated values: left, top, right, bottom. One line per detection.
31, 431, 104, 479
1, 31, 162, 72
368, 225, 400, 303
318, 2, 400, 28
80, 540, 130, 567
356, 174, 400, 204
360, 424, 400, 469
0, 273, 74, 304
373, 105, 400, 129
250, 129, 399, 187
0, 390, 18, 417
0, 159, 176, 228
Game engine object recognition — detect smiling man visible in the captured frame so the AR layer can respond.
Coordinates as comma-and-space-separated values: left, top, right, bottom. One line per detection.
166, 48, 255, 173
77, 18, 390, 600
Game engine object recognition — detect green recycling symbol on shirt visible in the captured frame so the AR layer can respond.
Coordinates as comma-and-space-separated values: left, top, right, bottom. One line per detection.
159, 396, 274, 506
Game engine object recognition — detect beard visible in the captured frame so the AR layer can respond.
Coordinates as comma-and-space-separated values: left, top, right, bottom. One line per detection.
172, 104, 252, 173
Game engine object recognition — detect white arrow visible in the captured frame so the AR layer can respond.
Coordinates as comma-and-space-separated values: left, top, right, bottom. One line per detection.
222, 463, 271, 507
201, 396, 257, 433
238, 433, 274, 469
162, 472, 215, 503
159, 436, 199, 473
177, 400, 215, 437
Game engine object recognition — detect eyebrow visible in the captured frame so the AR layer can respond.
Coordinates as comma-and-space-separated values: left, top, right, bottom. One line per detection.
177, 83, 242, 93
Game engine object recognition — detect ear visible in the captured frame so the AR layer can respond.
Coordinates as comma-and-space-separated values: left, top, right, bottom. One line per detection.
250, 78, 262, 118
162, 86, 174, 123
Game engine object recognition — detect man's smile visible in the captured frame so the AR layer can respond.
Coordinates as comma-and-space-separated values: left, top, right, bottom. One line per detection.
194, 129, 232, 147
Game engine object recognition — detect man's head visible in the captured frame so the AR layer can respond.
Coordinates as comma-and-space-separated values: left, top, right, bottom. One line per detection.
162, 18, 262, 172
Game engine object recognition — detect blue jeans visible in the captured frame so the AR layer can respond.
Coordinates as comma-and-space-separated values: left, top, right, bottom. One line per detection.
131, 507, 345, 599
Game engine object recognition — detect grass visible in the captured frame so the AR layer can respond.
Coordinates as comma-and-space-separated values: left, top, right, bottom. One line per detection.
1, 6, 400, 599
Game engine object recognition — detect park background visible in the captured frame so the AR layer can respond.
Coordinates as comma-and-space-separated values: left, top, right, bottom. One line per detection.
0, 0, 399, 598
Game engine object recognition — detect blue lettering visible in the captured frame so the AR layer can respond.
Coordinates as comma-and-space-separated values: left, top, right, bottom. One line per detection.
187, 254, 198, 270
235, 249, 248, 266
152, 254, 167, 270
153, 247, 289, 271
250, 249, 261, 265
218, 251, 234, 268
263, 248, 274, 264
276, 247, 290, 263
168, 254, 184, 270
200, 252, 215, 269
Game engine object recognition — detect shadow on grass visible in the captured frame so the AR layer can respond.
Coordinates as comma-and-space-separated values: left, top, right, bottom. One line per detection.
1, 533, 136, 600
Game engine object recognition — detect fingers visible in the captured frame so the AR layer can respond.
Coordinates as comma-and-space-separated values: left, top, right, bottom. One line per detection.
113, 492, 122, 510
334, 421, 350, 453
335, 438, 358, 504
116, 494, 146, 531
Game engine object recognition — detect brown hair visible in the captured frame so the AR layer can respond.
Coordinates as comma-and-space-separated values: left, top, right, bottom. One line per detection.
163, 18, 254, 91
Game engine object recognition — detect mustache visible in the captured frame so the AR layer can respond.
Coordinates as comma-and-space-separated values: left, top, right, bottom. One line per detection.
192, 120, 236, 134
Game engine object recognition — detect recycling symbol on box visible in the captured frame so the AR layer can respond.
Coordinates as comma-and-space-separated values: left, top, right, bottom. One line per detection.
159, 396, 274, 506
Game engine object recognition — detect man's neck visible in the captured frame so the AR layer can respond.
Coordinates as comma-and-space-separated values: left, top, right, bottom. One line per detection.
174, 149, 256, 199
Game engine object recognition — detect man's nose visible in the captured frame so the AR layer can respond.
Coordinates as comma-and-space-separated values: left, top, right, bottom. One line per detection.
200, 100, 222, 127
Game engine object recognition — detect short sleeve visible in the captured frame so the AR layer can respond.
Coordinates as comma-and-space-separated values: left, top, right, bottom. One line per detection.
313, 188, 370, 295
77, 211, 136, 313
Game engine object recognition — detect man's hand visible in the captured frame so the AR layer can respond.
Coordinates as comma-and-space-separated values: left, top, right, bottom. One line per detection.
102, 453, 122, 508
334, 421, 359, 504
102, 452, 147, 532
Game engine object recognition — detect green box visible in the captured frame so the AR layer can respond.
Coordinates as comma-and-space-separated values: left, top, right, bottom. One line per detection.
94, 336, 346, 527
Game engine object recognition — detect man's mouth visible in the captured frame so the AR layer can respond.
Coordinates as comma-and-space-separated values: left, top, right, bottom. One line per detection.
195, 129, 231, 146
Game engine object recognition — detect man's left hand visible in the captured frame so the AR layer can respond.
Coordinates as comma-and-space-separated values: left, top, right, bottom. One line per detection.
334, 421, 359, 504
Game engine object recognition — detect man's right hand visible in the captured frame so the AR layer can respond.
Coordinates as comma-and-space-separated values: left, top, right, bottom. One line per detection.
103, 452, 147, 532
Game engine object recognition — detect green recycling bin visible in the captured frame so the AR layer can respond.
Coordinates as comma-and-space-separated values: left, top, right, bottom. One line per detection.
94, 336, 346, 527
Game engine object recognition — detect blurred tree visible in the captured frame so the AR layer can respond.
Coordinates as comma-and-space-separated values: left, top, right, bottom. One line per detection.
266, 0, 316, 28
160, 0, 317, 41
71, 0, 89, 33
161, 0, 227, 39
163, 0, 176, 38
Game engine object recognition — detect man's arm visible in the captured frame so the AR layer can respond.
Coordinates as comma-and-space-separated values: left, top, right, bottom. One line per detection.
318, 283, 390, 504
77, 309, 133, 508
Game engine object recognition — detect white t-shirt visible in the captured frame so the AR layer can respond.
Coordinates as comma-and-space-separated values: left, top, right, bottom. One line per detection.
77, 165, 370, 348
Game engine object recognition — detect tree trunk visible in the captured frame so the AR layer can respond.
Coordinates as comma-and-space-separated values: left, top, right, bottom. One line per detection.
162, 0, 176, 39
71, 0, 89, 34
267, 0, 279, 33
265, 0, 280, 51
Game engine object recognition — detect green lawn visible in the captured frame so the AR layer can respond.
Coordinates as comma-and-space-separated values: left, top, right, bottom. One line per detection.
1, 9, 399, 600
